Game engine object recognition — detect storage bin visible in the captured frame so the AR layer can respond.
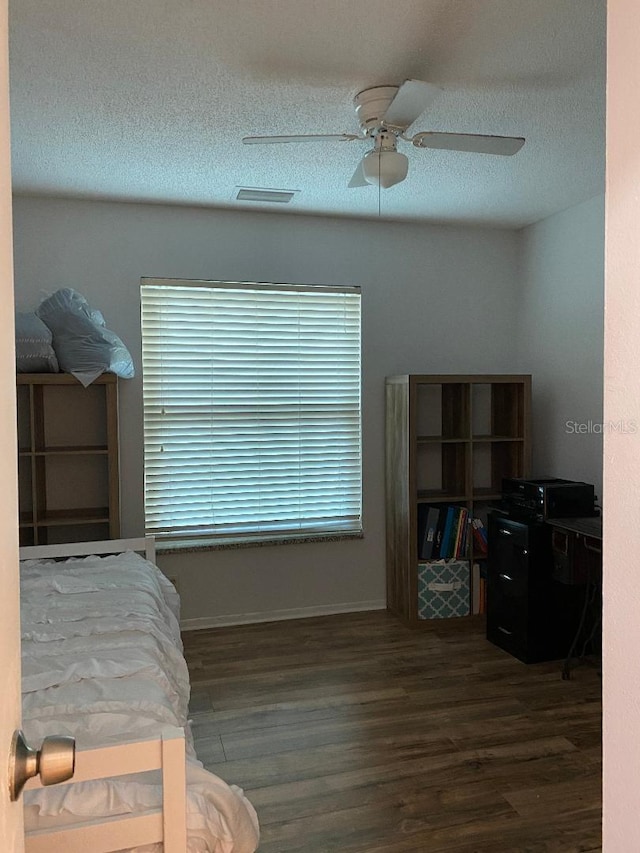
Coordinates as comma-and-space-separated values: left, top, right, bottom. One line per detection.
417, 559, 470, 619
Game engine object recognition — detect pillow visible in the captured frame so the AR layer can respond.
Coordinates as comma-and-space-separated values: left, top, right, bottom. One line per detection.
15, 312, 59, 373
36, 288, 134, 387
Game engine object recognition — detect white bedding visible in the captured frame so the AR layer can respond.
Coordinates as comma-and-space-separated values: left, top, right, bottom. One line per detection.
20, 551, 259, 853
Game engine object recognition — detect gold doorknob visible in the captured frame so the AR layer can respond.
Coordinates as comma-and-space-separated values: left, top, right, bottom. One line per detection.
9, 730, 75, 801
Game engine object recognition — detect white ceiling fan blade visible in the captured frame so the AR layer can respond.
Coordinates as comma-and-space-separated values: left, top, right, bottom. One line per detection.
242, 133, 362, 144
347, 157, 369, 188
382, 80, 441, 130
412, 132, 525, 156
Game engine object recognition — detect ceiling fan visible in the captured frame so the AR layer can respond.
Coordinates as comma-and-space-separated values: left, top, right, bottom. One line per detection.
242, 79, 525, 189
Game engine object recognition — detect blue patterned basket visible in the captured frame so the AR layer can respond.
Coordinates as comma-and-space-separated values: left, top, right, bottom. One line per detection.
417, 560, 470, 619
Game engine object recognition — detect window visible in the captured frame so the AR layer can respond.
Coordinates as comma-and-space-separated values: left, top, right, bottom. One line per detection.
140, 279, 362, 546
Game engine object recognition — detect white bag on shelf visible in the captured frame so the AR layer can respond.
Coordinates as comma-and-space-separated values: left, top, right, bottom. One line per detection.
36, 288, 134, 387
15, 311, 59, 373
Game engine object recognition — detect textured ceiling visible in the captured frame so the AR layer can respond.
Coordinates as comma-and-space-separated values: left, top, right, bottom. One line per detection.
8, 0, 606, 227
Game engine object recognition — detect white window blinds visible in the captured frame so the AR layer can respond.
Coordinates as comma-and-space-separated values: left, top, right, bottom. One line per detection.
140, 279, 362, 543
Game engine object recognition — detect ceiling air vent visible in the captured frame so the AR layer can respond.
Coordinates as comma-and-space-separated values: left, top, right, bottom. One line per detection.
235, 187, 297, 204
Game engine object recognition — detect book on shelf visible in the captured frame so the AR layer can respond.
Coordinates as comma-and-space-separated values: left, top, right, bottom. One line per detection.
477, 577, 487, 615
440, 506, 456, 559
471, 517, 489, 557
417, 504, 429, 559
418, 504, 440, 560
475, 560, 488, 615
433, 509, 447, 558
463, 514, 472, 556
472, 560, 490, 615
418, 504, 470, 561
453, 507, 469, 559
451, 510, 462, 560
472, 562, 481, 614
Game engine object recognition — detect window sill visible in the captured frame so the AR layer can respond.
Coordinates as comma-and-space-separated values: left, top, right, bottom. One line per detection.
156, 530, 364, 555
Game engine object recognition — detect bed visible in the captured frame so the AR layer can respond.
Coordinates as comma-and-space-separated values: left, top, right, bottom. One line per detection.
18, 536, 260, 853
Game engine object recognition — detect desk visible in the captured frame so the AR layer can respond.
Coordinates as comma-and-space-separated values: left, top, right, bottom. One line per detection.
547, 517, 602, 679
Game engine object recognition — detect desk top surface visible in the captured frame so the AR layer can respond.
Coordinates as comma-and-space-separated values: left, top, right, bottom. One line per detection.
547, 516, 602, 540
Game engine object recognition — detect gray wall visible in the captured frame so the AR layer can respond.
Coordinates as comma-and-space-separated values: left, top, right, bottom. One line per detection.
12, 196, 520, 626
515, 194, 605, 501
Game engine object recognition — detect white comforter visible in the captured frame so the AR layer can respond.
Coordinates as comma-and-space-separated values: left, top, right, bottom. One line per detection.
20, 551, 259, 853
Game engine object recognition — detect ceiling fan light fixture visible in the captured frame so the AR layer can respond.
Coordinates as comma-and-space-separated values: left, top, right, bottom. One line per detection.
362, 149, 409, 189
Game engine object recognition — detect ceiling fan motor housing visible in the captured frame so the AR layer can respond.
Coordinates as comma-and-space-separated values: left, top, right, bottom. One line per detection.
353, 85, 399, 134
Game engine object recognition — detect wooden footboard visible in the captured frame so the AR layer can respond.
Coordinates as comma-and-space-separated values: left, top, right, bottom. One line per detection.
24, 726, 187, 853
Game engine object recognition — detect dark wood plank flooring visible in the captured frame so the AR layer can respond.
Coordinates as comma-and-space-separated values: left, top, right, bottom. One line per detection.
182, 611, 601, 852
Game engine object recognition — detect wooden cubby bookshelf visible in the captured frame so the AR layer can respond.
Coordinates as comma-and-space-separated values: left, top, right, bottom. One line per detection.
385, 374, 531, 627
17, 373, 120, 546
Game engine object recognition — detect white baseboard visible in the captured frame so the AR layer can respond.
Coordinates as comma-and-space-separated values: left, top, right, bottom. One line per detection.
180, 599, 386, 631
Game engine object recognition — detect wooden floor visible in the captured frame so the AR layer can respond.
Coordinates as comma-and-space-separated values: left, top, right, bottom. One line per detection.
182, 611, 602, 853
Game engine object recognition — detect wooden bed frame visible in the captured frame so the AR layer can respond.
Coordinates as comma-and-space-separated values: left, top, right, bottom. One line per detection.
19, 535, 157, 565
19, 536, 187, 853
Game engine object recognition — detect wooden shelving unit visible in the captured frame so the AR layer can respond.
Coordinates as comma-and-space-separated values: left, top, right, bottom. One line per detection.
385, 374, 531, 627
17, 373, 120, 546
